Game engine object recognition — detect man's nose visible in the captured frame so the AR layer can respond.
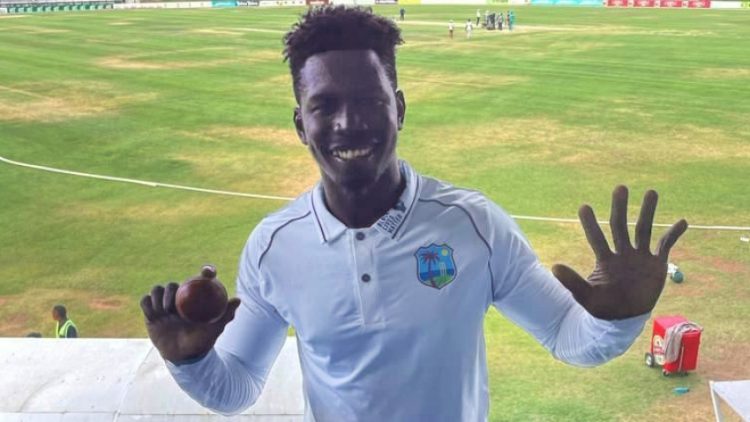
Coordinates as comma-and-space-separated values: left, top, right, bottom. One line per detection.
333, 104, 368, 132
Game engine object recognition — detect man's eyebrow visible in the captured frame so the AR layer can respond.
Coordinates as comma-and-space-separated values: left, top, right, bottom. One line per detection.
306, 93, 337, 103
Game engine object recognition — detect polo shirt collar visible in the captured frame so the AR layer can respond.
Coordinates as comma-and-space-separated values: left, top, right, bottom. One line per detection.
309, 160, 421, 244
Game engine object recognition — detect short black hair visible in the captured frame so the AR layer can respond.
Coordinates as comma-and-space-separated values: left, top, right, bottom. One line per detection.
53, 304, 67, 318
283, 6, 403, 102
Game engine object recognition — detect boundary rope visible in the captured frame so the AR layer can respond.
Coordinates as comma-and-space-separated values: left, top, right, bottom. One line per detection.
2, 154, 748, 232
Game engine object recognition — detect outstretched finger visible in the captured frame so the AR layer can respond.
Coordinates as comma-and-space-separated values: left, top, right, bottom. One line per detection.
656, 219, 689, 260
551, 264, 591, 307
150, 285, 166, 317
635, 190, 658, 253
140, 295, 156, 322
579, 205, 613, 261
163, 282, 179, 315
610, 185, 631, 253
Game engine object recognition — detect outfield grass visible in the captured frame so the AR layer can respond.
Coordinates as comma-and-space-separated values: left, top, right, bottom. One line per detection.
1, 5, 749, 421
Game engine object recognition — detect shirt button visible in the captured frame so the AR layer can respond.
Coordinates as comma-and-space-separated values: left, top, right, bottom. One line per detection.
361, 273, 371, 282
355, 232, 365, 241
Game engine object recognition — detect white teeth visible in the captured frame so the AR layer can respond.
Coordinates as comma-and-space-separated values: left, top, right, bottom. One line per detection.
333, 147, 372, 160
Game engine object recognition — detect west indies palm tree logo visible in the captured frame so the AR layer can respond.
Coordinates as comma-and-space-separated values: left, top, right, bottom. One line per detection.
415, 243, 456, 289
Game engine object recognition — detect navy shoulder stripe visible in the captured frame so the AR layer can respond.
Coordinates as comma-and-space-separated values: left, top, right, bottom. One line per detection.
258, 212, 312, 268
417, 198, 491, 256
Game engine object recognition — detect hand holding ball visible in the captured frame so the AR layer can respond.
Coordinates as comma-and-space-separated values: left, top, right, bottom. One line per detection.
176, 265, 228, 324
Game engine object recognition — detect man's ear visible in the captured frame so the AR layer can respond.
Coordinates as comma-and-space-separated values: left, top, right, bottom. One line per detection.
395, 89, 406, 131
294, 107, 307, 146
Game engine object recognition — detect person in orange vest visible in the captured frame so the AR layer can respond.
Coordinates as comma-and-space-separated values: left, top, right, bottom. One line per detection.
52, 304, 78, 338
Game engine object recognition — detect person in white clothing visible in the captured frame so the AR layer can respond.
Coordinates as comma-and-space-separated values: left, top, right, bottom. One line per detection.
466, 19, 473, 39
141, 6, 688, 421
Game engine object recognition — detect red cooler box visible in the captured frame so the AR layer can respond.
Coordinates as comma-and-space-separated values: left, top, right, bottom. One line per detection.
645, 315, 702, 376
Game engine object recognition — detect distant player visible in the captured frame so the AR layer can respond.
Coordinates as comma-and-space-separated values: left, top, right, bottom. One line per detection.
448, 19, 454, 39
465, 19, 473, 39
476, 9, 481, 26
399, 7, 405, 21
498, 11, 503, 31
509, 10, 515, 31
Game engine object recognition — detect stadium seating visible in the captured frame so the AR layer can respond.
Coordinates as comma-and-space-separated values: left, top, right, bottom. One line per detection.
0, 0, 114, 13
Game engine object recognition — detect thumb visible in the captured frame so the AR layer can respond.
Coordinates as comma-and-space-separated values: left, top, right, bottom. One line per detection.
551, 264, 591, 307
218, 298, 242, 326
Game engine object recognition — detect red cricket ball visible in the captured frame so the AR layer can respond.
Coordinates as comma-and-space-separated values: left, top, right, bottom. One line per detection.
175, 264, 228, 324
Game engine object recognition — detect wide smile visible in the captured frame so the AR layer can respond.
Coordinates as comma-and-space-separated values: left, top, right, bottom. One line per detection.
330, 146, 375, 161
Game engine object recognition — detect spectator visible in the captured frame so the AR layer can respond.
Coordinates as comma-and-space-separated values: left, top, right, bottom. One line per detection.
52, 304, 78, 338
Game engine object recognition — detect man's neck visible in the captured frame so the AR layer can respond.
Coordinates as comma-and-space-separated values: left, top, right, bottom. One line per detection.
321, 163, 405, 229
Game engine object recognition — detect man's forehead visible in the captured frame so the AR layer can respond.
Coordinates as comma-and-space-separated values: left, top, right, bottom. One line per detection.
299, 49, 388, 85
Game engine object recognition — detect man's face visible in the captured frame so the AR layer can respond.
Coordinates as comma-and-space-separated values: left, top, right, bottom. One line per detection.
51, 309, 59, 321
294, 49, 405, 191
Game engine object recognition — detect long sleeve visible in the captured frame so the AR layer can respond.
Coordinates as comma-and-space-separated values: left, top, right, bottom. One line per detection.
487, 200, 648, 367
165, 234, 289, 415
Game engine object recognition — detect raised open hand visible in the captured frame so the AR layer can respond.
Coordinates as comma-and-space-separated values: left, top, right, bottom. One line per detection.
552, 186, 688, 320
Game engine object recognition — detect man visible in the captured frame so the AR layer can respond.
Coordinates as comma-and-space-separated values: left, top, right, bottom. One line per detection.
465, 19, 473, 39
448, 19, 454, 39
141, 6, 687, 421
52, 304, 78, 338
476, 8, 481, 26
399, 7, 405, 21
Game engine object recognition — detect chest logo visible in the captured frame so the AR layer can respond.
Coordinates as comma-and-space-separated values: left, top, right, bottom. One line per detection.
415, 243, 457, 289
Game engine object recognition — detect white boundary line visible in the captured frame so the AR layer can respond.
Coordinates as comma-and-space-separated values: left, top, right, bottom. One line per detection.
1, 154, 748, 232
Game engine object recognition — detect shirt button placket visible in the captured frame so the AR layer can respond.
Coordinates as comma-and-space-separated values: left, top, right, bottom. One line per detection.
353, 230, 378, 325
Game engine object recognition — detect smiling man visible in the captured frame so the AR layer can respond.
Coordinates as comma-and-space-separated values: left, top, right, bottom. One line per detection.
141, 6, 688, 421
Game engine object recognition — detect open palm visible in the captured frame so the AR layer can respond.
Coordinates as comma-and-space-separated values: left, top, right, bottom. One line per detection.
552, 186, 688, 320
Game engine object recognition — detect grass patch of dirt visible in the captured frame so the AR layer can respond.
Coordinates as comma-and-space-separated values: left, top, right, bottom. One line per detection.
182, 125, 301, 147
6, 25, 69, 34
173, 147, 317, 197
56, 197, 233, 222
694, 67, 750, 79
0, 81, 156, 122
634, 342, 750, 421
96, 48, 279, 70
399, 68, 528, 102
417, 117, 750, 168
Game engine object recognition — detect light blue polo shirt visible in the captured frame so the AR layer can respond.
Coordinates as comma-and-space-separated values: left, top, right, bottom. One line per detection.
166, 161, 648, 421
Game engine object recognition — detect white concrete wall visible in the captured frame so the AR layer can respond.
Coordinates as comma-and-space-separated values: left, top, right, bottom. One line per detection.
0, 338, 303, 421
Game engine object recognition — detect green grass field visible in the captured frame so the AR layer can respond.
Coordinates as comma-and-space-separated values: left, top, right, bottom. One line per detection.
1, 5, 749, 420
